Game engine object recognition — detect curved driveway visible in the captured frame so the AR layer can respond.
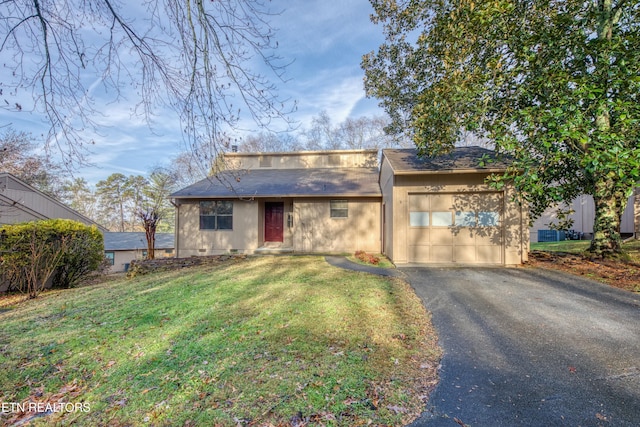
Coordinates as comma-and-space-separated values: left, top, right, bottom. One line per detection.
402, 266, 640, 426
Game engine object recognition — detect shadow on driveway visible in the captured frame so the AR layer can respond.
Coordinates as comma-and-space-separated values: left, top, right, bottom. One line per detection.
402, 266, 640, 426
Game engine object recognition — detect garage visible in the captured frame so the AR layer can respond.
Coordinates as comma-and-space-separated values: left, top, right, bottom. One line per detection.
407, 192, 503, 264
380, 147, 528, 266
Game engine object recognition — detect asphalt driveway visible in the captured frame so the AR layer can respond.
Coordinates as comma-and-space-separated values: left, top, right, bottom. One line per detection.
402, 266, 640, 426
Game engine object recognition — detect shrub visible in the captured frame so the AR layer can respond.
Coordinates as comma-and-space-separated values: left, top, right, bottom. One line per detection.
355, 250, 380, 265
0, 219, 103, 297
50, 220, 104, 288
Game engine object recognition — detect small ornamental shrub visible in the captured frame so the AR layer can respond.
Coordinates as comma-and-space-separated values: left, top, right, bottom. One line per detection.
355, 250, 380, 265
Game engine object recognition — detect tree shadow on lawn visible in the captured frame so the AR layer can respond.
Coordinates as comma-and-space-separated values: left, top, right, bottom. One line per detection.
1, 256, 440, 427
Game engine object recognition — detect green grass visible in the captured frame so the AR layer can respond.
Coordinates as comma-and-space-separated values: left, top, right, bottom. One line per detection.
0, 256, 440, 426
530, 240, 591, 253
531, 239, 640, 260
623, 239, 640, 264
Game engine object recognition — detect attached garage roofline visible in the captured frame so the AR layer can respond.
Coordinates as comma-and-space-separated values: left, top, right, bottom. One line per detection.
381, 147, 512, 175
390, 167, 508, 175
173, 193, 382, 200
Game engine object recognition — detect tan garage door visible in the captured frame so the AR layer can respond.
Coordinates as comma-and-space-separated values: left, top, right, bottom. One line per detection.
407, 193, 504, 264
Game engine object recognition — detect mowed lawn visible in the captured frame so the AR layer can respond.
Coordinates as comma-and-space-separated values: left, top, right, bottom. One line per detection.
0, 256, 440, 426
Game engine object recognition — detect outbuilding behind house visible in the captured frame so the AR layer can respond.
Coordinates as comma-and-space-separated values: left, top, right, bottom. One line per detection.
104, 232, 175, 273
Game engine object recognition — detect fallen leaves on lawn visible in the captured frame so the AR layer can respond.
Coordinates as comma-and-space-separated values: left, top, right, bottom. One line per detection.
528, 251, 640, 292
1, 380, 86, 426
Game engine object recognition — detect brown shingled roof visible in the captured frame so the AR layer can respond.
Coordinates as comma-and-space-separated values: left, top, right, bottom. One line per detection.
382, 147, 510, 174
171, 167, 381, 199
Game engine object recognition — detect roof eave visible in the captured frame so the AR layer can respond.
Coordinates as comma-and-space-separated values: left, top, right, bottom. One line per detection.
393, 168, 508, 175
172, 192, 382, 199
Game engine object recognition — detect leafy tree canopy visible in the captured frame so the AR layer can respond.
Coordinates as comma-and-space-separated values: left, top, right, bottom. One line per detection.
363, 0, 640, 256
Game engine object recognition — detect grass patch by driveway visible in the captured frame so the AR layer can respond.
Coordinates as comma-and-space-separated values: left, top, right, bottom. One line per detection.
529, 240, 640, 292
346, 253, 395, 269
529, 240, 591, 253
0, 256, 440, 426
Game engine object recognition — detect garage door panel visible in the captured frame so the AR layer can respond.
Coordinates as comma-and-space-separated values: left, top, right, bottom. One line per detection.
478, 193, 503, 212
406, 192, 504, 264
408, 228, 430, 246
431, 228, 453, 245
453, 228, 476, 245
409, 245, 430, 262
431, 246, 453, 262
430, 194, 453, 210
409, 194, 430, 211
477, 245, 502, 264
476, 228, 502, 245
454, 246, 478, 263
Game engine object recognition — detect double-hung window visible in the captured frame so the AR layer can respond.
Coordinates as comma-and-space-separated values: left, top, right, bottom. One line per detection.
200, 201, 233, 230
330, 200, 348, 218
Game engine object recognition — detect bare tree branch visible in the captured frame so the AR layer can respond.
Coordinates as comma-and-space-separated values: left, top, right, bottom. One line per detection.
0, 0, 294, 170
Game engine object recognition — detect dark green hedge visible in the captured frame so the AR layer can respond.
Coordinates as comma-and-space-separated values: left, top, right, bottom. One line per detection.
0, 219, 104, 294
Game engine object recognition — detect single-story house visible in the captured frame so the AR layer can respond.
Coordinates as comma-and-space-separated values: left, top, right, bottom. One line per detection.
0, 172, 107, 232
171, 150, 382, 257
104, 232, 175, 273
171, 147, 529, 266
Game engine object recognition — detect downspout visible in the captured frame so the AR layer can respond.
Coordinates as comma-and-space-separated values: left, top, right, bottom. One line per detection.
171, 199, 179, 258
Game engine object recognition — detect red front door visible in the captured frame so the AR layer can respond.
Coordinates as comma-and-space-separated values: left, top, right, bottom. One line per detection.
265, 202, 284, 242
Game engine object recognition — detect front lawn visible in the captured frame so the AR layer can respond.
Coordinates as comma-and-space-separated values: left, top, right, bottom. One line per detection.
0, 256, 440, 426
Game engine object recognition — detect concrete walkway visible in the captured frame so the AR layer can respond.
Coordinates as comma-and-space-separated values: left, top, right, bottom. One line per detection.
324, 255, 404, 278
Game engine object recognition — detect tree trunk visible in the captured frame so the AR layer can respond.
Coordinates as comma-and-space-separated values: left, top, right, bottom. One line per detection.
589, 178, 626, 257
145, 224, 156, 260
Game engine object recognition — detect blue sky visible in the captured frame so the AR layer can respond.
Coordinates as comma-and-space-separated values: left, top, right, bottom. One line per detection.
0, 0, 386, 184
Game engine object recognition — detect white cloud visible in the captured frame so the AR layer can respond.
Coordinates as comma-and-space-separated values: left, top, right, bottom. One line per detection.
2, 0, 389, 185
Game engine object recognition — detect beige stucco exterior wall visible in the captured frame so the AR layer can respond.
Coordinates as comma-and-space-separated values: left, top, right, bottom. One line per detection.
292, 198, 381, 253
175, 197, 380, 256
503, 183, 530, 265
175, 200, 260, 257
382, 172, 528, 266
112, 250, 141, 273
379, 160, 395, 260
106, 249, 175, 273
224, 150, 378, 170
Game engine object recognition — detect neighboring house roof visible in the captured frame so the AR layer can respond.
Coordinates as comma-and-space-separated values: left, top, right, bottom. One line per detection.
0, 172, 109, 233
104, 232, 175, 251
382, 147, 511, 174
171, 167, 382, 199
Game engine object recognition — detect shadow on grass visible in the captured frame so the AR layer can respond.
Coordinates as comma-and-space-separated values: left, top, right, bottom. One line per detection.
0, 256, 440, 427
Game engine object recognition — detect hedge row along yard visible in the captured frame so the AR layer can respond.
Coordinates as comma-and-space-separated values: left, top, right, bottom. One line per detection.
0, 256, 441, 426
